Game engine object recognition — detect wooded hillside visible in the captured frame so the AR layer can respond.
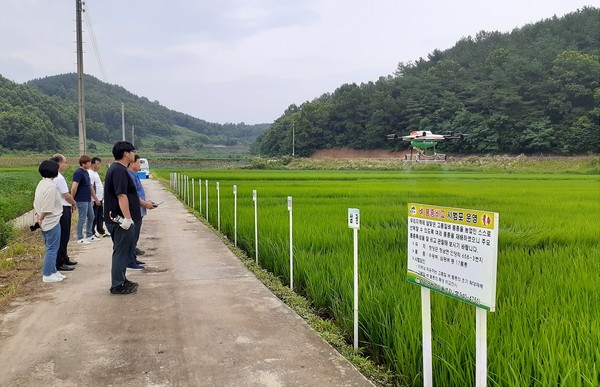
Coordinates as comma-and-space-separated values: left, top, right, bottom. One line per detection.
254, 7, 599, 156
0, 73, 268, 153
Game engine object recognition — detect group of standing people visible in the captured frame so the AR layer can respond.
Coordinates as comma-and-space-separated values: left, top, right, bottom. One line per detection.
33, 141, 153, 293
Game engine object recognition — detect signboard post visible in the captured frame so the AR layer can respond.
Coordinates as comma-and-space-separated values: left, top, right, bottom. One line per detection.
192, 178, 195, 210
205, 180, 209, 222
288, 196, 293, 290
233, 185, 238, 247
348, 208, 360, 349
185, 175, 189, 206
217, 181, 221, 231
253, 190, 258, 264
407, 203, 499, 387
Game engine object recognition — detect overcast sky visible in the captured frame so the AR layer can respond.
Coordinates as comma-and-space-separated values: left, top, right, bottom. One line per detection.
1, 1, 596, 124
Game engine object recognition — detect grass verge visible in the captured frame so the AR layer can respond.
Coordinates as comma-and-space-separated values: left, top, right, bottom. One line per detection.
0, 228, 44, 308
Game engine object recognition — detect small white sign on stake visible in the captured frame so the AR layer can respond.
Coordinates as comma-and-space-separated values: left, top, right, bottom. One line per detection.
233, 185, 238, 247
348, 207, 360, 349
288, 196, 293, 291
348, 208, 360, 230
217, 181, 221, 231
253, 189, 258, 264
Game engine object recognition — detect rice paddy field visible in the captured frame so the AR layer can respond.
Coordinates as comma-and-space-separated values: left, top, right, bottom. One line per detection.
0, 168, 40, 248
157, 169, 599, 387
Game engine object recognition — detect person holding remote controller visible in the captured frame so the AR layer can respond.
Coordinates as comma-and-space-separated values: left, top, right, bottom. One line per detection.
126, 154, 155, 270
103, 141, 141, 295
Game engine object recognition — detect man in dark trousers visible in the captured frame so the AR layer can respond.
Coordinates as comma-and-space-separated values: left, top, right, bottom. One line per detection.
50, 154, 78, 270
103, 141, 141, 294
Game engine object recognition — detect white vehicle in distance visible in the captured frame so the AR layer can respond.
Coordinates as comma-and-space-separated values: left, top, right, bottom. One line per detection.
139, 158, 150, 178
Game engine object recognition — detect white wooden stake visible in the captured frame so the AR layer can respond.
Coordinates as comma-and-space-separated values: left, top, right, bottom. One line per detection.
476, 308, 487, 387
233, 185, 238, 247
192, 178, 195, 210
198, 179, 202, 214
348, 208, 360, 350
353, 227, 359, 349
288, 196, 293, 291
185, 175, 189, 206
253, 189, 258, 264
205, 179, 209, 222
421, 287, 433, 387
217, 181, 221, 231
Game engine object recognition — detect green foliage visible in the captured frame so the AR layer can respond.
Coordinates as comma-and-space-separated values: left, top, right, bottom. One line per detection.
0, 218, 15, 248
165, 168, 599, 386
0, 170, 38, 221
255, 7, 600, 157
0, 169, 39, 248
0, 73, 269, 153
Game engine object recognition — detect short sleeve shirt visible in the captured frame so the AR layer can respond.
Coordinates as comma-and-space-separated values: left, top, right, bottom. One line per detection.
54, 172, 71, 207
88, 169, 104, 201
128, 169, 147, 217
72, 167, 92, 202
103, 162, 141, 223
34, 178, 63, 231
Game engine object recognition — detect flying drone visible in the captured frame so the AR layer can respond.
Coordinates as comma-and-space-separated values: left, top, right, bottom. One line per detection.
385, 130, 468, 161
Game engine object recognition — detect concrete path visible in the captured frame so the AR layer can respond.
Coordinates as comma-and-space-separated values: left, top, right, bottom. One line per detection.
0, 179, 373, 386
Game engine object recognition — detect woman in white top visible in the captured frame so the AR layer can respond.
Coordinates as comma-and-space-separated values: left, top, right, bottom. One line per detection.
33, 160, 65, 283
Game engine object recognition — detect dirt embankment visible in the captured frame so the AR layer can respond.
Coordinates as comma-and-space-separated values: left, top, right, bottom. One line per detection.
310, 148, 409, 159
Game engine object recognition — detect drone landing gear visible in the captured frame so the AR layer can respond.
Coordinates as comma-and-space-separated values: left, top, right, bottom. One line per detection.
404, 147, 447, 162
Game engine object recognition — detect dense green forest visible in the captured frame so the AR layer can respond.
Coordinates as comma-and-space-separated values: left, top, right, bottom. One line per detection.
0, 73, 268, 153
254, 7, 600, 156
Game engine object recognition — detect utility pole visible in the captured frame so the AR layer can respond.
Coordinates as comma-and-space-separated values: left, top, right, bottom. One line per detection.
121, 103, 125, 141
76, 0, 86, 155
132, 125, 135, 146
292, 120, 295, 157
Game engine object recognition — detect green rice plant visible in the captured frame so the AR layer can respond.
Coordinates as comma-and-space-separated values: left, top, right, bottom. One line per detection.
0, 170, 40, 221
158, 169, 600, 386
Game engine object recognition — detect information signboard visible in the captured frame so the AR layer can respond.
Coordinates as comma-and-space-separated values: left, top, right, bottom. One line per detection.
407, 203, 499, 311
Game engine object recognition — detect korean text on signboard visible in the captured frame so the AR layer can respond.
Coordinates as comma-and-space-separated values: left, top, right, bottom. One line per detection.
407, 203, 499, 311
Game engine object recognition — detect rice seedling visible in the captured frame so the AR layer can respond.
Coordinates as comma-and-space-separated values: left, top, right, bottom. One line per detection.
161, 169, 600, 386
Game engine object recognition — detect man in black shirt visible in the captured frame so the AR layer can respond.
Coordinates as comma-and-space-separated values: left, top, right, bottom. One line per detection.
103, 141, 142, 294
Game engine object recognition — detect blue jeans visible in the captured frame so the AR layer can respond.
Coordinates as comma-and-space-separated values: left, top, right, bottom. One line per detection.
42, 223, 61, 276
76, 201, 95, 240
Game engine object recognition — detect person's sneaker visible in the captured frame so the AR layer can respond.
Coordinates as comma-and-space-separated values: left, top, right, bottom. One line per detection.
88, 235, 101, 242
126, 263, 144, 271
77, 239, 91, 245
135, 248, 145, 256
110, 281, 138, 294
124, 279, 138, 287
55, 272, 67, 280
95, 233, 105, 238
43, 273, 64, 283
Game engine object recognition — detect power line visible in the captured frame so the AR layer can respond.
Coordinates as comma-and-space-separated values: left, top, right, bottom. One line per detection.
83, 1, 108, 83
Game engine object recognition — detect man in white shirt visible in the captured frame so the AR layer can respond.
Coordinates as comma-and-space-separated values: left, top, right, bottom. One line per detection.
89, 157, 109, 237
50, 154, 78, 270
